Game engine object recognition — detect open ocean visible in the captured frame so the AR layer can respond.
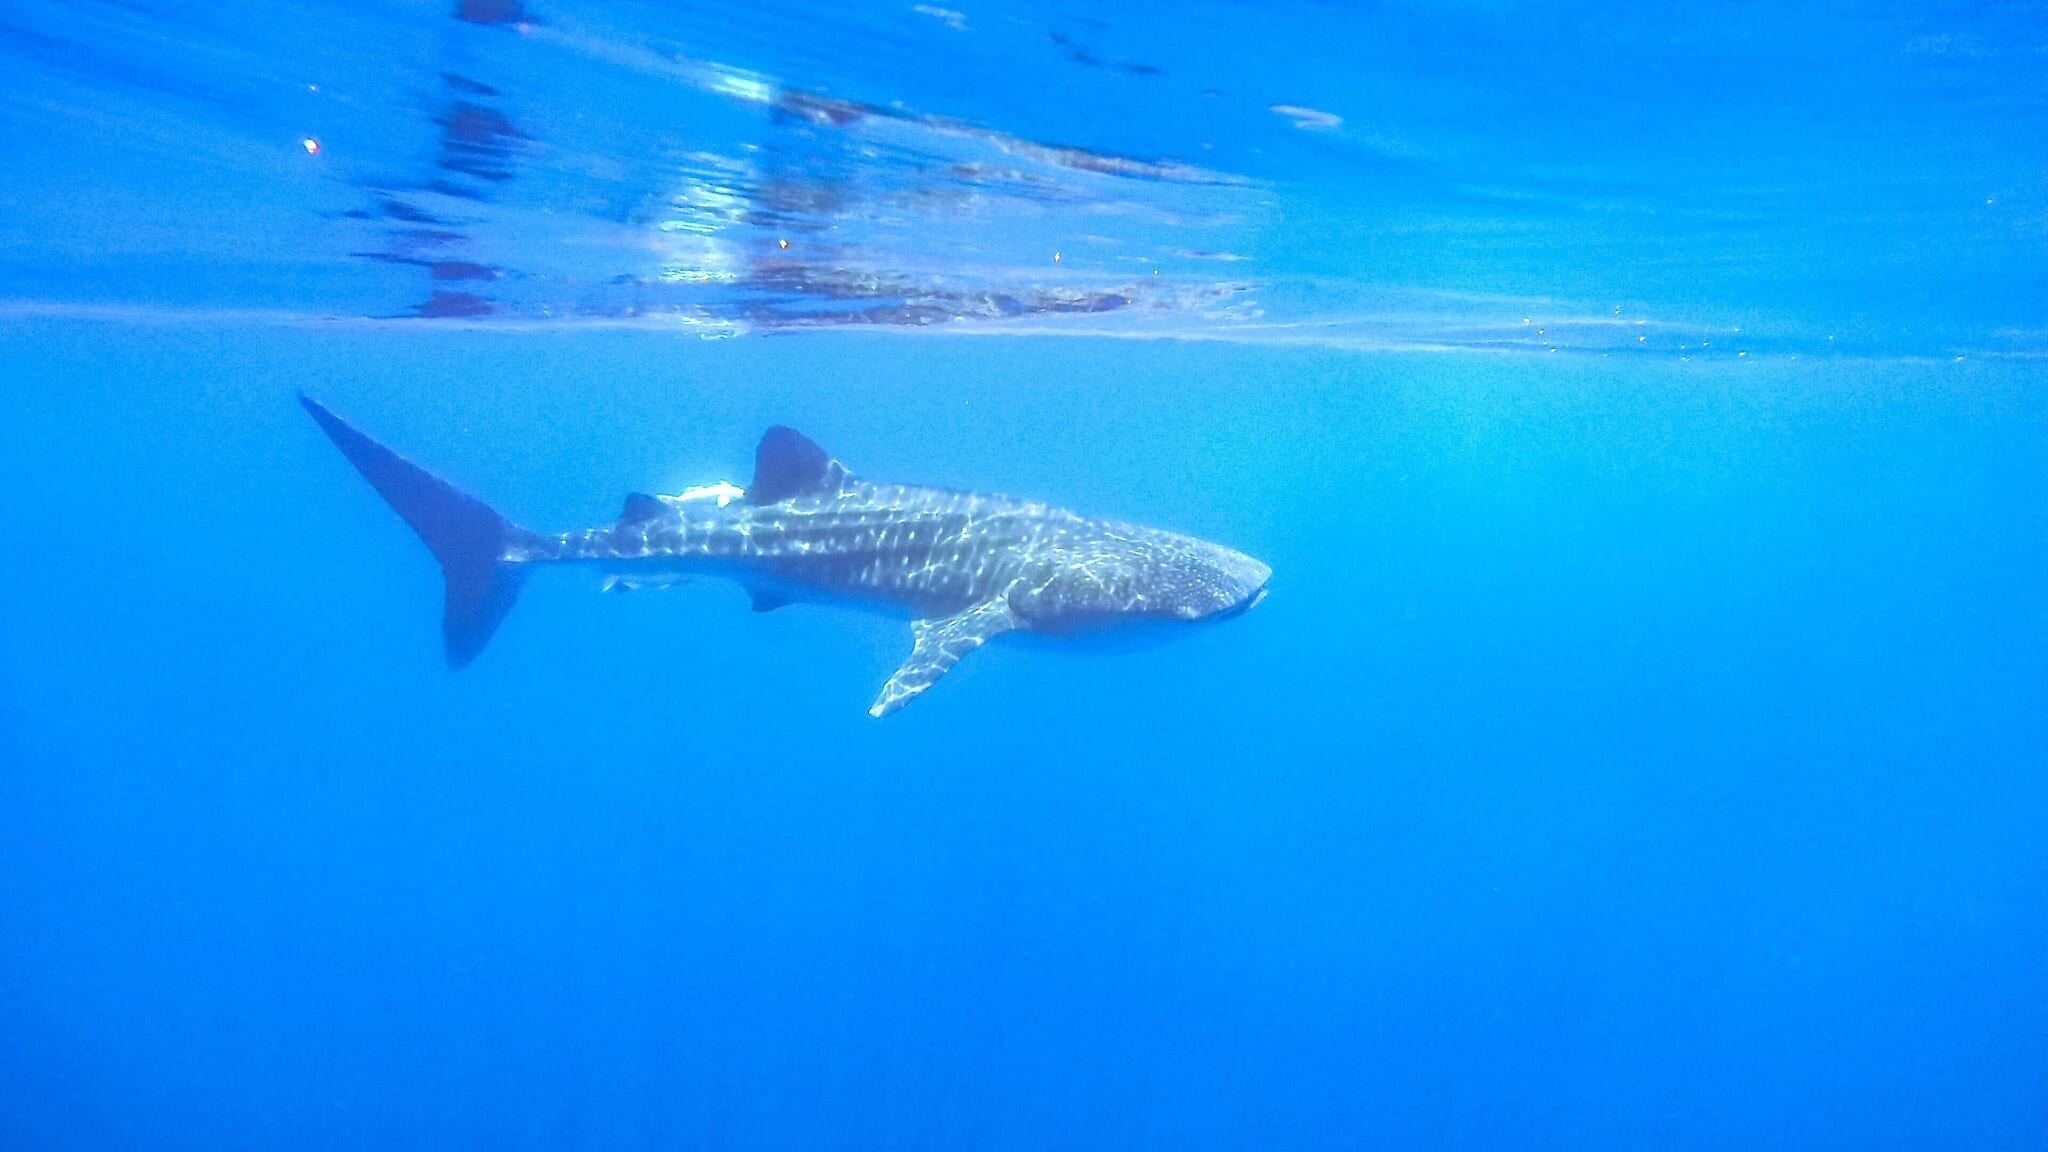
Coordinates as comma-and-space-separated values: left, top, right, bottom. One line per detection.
2, 1, 2044, 1148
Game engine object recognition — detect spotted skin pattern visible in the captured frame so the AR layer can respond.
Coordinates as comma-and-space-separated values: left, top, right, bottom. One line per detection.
299, 396, 1269, 719
508, 435, 1272, 716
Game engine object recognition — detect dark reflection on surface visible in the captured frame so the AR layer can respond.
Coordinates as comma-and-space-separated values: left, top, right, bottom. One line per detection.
1, 0, 2038, 360
319, 0, 1268, 330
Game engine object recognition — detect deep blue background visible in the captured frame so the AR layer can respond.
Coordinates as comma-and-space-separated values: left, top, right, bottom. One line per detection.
2, 323, 2044, 1148
3, 0, 2048, 1146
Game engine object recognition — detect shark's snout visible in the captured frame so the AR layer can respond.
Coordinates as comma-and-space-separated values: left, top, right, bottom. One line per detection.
1186, 545, 1271, 622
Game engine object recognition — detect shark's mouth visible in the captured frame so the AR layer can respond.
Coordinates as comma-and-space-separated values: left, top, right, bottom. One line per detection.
1210, 585, 1268, 622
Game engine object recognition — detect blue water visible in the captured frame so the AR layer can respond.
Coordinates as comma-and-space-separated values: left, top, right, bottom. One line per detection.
3, 2, 2046, 1149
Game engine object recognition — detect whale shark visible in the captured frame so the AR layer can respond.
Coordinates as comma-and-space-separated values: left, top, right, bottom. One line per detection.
300, 395, 1271, 717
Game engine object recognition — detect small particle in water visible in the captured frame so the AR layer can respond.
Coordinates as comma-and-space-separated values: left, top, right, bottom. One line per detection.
1537, 328, 1545, 336
1613, 305, 1622, 315
912, 5, 968, 31
1986, 196, 1995, 205
777, 238, 790, 250
1152, 269, 1159, 276
307, 84, 319, 92
1738, 350, 1747, 357
1638, 335, 1646, 343
301, 137, 320, 155
1053, 251, 1062, 262
1521, 316, 1531, 324
1954, 355, 1965, 362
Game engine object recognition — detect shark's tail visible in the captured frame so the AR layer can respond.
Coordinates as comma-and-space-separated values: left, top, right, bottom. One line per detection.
300, 394, 532, 667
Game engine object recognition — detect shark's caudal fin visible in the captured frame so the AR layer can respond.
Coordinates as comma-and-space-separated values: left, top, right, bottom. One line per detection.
300, 394, 531, 667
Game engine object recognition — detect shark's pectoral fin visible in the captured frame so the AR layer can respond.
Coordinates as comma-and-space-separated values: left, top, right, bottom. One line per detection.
869, 600, 1017, 719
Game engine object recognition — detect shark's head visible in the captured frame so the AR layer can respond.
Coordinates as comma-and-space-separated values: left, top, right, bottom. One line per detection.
1150, 536, 1273, 623
1018, 527, 1271, 633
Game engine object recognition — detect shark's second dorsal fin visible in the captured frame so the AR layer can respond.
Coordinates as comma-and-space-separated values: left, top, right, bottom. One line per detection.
752, 426, 853, 504
618, 492, 667, 523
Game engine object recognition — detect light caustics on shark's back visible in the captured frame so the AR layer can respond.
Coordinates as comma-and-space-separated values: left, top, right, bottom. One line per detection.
300, 395, 1270, 717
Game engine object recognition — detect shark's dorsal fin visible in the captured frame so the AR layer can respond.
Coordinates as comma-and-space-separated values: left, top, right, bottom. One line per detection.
752, 426, 853, 504
869, 599, 1018, 718
618, 491, 667, 523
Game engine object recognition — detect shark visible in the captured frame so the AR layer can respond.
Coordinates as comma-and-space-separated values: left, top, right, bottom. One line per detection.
300, 395, 1271, 717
